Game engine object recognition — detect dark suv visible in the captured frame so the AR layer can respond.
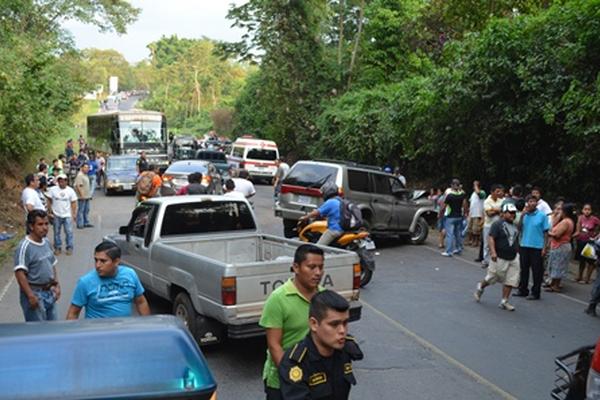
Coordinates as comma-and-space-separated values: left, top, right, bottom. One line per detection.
274, 160, 436, 243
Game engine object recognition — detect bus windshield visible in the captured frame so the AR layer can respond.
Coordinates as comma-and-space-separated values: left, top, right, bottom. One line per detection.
120, 121, 163, 144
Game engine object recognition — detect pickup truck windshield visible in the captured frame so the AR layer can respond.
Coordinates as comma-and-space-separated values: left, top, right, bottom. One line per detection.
161, 201, 256, 236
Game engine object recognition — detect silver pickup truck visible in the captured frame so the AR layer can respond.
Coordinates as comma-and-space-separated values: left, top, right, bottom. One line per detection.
108, 196, 362, 345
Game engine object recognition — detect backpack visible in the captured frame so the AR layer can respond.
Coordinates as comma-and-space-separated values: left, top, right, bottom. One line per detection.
137, 171, 155, 196
339, 197, 363, 231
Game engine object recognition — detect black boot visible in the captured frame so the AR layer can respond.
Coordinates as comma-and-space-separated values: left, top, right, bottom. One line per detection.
585, 303, 597, 317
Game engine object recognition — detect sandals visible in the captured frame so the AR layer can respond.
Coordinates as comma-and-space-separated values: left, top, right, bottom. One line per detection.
544, 287, 561, 293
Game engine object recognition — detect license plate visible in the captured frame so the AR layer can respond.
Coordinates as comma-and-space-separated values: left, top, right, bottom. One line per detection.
297, 195, 312, 204
364, 239, 376, 250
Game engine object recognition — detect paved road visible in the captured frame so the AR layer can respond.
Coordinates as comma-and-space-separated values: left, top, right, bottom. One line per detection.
0, 185, 598, 399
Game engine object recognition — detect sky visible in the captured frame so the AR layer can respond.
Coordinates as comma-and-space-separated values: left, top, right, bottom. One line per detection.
61, 1, 249, 63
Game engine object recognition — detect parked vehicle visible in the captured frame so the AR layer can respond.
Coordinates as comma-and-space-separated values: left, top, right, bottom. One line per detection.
161, 160, 222, 196
227, 137, 279, 182
298, 219, 375, 287
0, 315, 217, 400
552, 337, 600, 400
196, 149, 231, 180
108, 196, 362, 345
275, 160, 436, 242
171, 135, 197, 160
103, 155, 138, 195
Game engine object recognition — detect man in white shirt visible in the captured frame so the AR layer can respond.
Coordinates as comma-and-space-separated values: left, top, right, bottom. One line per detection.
232, 169, 256, 199
21, 174, 45, 214
223, 179, 247, 200
47, 174, 78, 256
531, 186, 552, 223
466, 181, 485, 247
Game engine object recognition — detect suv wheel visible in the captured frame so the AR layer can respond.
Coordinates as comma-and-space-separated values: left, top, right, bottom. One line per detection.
283, 218, 298, 238
410, 217, 429, 245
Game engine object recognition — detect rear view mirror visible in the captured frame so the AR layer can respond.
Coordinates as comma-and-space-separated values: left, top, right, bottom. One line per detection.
119, 226, 128, 235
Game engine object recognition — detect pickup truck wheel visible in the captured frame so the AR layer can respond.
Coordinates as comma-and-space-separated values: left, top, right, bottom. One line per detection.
283, 219, 297, 238
410, 217, 429, 245
173, 292, 197, 334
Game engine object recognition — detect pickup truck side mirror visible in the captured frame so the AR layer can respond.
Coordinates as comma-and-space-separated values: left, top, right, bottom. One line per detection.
119, 226, 129, 236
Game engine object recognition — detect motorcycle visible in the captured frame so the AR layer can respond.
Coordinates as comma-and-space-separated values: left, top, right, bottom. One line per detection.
297, 219, 376, 287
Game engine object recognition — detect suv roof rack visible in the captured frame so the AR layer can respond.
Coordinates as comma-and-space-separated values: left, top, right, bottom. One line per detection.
312, 159, 383, 172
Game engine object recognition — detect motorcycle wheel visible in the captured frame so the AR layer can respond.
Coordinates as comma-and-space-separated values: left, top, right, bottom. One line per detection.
356, 247, 375, 287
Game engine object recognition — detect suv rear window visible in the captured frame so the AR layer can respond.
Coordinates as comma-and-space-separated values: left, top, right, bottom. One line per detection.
246, 148, 277, 161
161, 201, 256, 236
283, 163, 338, 188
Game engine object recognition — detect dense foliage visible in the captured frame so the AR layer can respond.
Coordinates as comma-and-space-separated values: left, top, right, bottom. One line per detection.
140, 36, 250, 135
0, 0, 140, 163
228, 0, 600, 204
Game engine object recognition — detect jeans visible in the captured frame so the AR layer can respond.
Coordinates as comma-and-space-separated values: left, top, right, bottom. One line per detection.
264, 381, 283, 400
317, 229, 343, 246
77, 199, 90, 228
483, 226, 491, 263
89, 175, 96, 196
53, 216, 73, 250
445, 217, 464, 254
19, 288, 58, 321
519, 246, 544, 297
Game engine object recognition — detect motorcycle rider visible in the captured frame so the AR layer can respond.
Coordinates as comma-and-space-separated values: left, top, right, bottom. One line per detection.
299, 182, 343, 246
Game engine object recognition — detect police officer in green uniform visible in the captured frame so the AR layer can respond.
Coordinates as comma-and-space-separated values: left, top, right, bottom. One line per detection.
279, 290, 363, 400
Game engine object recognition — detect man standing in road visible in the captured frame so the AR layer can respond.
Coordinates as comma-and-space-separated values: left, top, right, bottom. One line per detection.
441, 178, 468, 257
474, 203, 521, 311
66, 241, 151, 319
273, 157, 290, 199
74, 163, 93, 229
47, 174, 77, 256
260, 244, 325, 400
482, 184, 505, 267
278, 290, 363, 400
466, 180, 485, 248
14, 210, 61, 321
136, 151, 149, 174
514, 195, 551, 300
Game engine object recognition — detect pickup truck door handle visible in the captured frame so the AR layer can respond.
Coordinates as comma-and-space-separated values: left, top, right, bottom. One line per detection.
373, 199, 379, 203
134, 244, 140, 249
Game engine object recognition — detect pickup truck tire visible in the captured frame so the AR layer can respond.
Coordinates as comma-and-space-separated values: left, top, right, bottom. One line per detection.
283, 218, 297, 238
410, 217, 429, 245
173, 292, 198, 335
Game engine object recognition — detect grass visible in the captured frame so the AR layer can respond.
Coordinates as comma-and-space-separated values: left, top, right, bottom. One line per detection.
43, 100, 99, 160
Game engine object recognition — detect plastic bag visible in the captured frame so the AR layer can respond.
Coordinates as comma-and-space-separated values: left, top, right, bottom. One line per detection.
581, 242, 597, 260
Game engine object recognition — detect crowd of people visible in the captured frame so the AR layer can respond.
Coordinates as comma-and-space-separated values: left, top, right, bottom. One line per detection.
430, 180, 600, 314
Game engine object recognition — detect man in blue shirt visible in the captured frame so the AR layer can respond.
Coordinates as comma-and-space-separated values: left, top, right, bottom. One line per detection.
514, 195, 550, 300
66, 241, 150, 319
299, 182, 343, 246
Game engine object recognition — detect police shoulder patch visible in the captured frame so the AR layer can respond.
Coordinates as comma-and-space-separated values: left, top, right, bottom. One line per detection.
344, 363, 353, 375
289, 365, 303, 383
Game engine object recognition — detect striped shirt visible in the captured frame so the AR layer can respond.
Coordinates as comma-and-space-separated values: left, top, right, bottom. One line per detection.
13, 237, 57, 284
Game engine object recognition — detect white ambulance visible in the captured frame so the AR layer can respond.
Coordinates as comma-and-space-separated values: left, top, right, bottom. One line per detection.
228, 137, 280, 181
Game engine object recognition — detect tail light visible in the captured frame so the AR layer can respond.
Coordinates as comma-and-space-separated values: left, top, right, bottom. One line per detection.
202, 176, 212, 186
280, 184, 322, 197
593, 341, 600, 372
353, 263, 361, 290
162, 174, 173, 182
221, 277, 236, 305
338, 187, 344, 197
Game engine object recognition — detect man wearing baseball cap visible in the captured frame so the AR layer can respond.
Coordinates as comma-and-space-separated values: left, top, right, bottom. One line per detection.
47, 174, 77, 256
474, 202, 520, 311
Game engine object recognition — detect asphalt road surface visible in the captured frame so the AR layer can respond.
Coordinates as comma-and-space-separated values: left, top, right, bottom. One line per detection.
0, 185, 598, 399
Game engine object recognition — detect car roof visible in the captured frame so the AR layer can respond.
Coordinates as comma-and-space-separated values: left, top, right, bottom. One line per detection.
295, 159, 386, 173
107, 155, 138, 159
142, 195, 249, 206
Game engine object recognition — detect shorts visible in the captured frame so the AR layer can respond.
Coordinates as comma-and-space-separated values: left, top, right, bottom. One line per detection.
485, 256, 520, 288
468, 217, 483, 235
